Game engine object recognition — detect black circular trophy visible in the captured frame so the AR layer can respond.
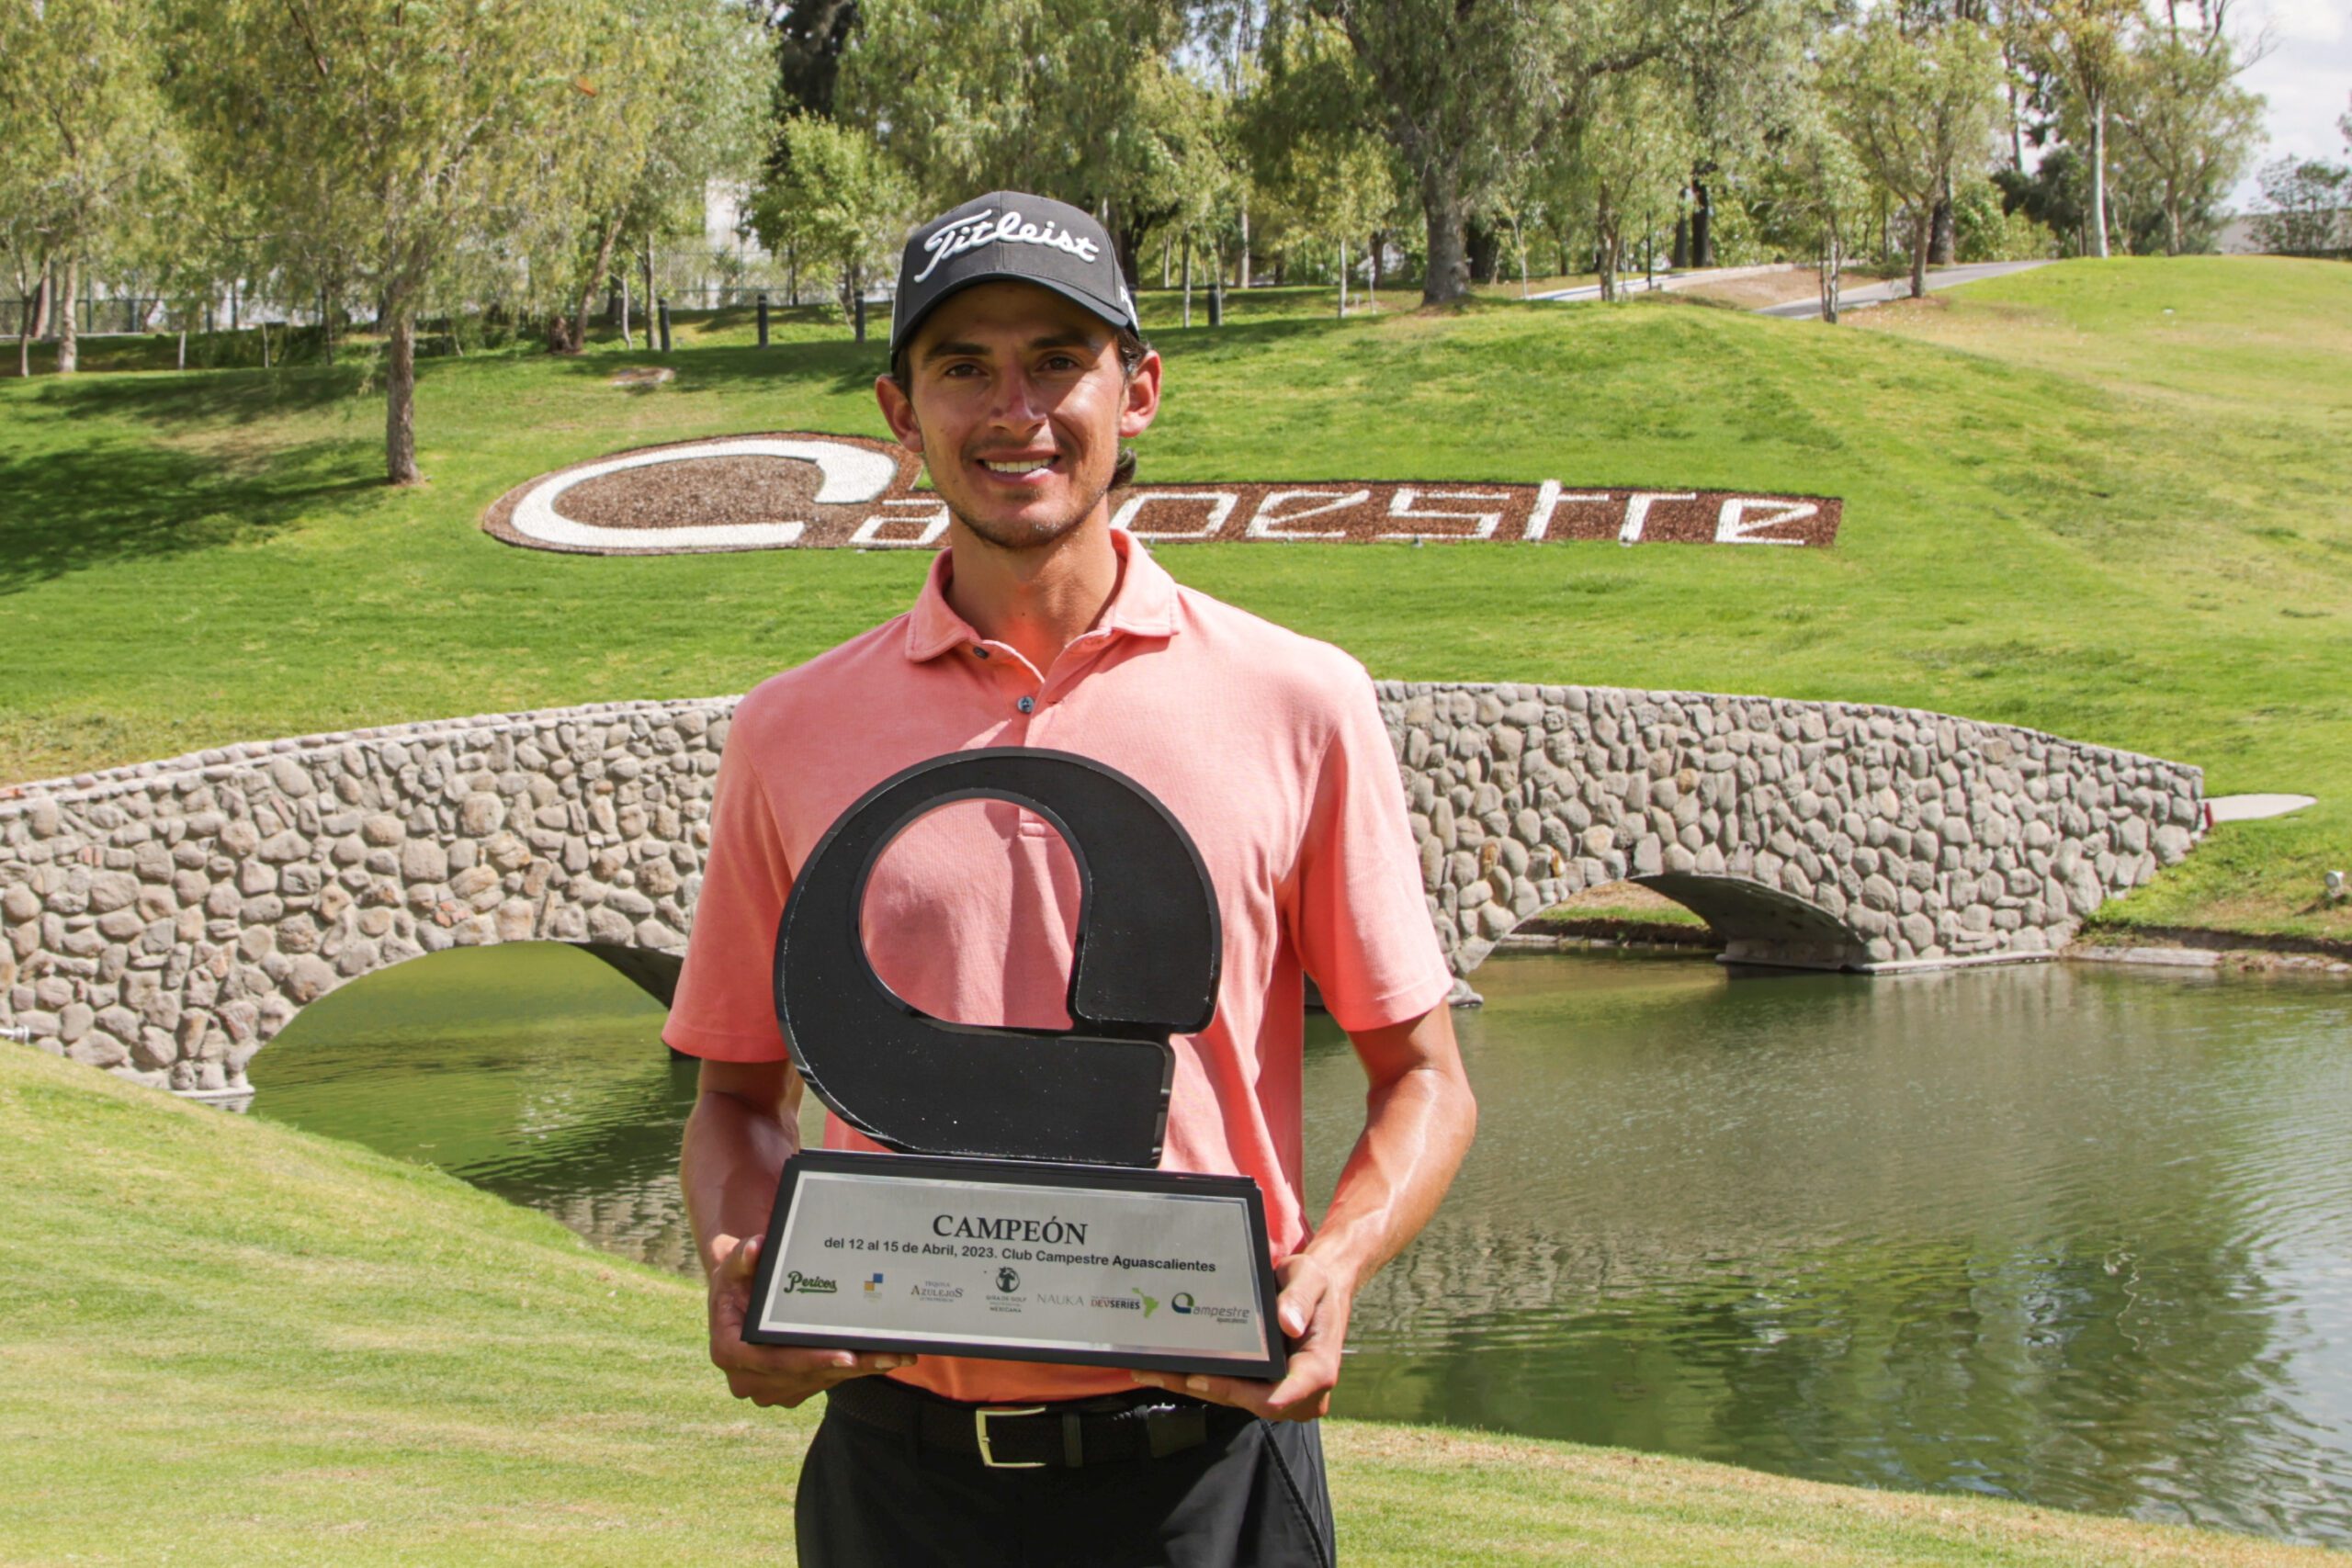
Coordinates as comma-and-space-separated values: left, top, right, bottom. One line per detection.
741, 749, 1287, 1381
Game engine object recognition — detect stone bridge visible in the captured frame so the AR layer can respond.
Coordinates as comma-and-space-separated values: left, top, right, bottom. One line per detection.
0, 684, 2202, 1099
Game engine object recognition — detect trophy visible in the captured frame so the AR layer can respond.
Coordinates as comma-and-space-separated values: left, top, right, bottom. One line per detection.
742, 748, 1287, 1381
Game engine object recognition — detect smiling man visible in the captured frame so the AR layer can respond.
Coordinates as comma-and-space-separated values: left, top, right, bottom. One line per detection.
666, 192, 1478, 1567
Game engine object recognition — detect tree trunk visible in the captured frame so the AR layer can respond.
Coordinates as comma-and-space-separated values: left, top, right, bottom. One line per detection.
620, 270, 633, 350
2089, 96, 2110, 259
1160, 235, 1171, 288
1420, 163, 1469, 304
1238, 202, 1250, 288
1368, 231, 1382, 301
1821, 224, 1843, 325
1597, 196, 1619, 303
29, 263, 51, 340
1182, 240, 1193, 329
2007, 76, 2027, 173
1672, 211, 1690, 269
572, 214, 626, 353
1338, 237, 1348, 318
1464, 217, 1502, 284
2165, 187, 2183, 256
1690, 179, 1714, 268
386, 306, 420, 486
1910, 205, 1930, 298
1930, 175, 1957, 265
641, 238, 656, 329
55, 255, 80, 374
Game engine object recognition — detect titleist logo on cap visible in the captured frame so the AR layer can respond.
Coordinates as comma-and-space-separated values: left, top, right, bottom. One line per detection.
913, 208, 1102, 285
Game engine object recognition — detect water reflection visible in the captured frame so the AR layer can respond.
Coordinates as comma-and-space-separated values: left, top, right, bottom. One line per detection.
254, 943, 2352, 1545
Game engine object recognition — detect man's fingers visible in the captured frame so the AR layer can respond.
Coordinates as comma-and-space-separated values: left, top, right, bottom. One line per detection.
1273, 1265, 1329, 1341
714, 1232, 761, 1283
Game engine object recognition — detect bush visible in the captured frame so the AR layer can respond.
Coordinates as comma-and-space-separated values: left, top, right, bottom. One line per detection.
1955, 181, 2058, 262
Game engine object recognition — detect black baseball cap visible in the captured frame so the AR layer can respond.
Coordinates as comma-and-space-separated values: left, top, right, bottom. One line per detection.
889, 192, 1141, 360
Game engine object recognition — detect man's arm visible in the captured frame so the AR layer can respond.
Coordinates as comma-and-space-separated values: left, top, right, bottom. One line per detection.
1132, 1003, 1476, 1421
682, 1057, 914, 1406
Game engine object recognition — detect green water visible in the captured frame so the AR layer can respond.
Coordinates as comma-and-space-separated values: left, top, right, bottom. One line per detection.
252, 943, 2352, 1546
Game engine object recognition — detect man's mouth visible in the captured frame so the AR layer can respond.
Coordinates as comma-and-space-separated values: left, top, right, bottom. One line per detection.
977, 454, 1057, 476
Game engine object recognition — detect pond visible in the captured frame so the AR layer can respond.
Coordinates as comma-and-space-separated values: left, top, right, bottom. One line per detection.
250, 942, 2352, 1548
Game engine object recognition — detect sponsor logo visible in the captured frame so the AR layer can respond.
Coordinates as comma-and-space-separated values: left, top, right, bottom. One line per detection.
1170, 1291, 1252, 1324
912, 208, 1102, 286
1037, 1291, 1089, 1307
1136, 1290, 1159, 1319
864, 1273, 884, 1294
778, 1270, 838, 1295
996, 1266, 1022, 1295
910, 1280, 965, 1303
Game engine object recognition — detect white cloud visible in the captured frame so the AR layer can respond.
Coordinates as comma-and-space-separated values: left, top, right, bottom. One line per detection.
2231, 0, 2351, 206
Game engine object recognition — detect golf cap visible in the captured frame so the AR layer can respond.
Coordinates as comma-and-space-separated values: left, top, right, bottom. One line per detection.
889, 192, 1141, 360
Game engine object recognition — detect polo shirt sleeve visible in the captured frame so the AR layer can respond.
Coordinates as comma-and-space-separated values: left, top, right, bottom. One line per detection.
662, 716, 794, 1062
1291, 666, 1457, 1036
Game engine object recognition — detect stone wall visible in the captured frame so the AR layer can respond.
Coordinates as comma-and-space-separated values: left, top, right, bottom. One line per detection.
1382, 683, 2202, 976
1, 685, 2202, 1098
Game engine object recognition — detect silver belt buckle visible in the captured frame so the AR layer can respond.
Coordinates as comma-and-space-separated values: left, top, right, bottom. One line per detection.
974, 1404, 1047, 1469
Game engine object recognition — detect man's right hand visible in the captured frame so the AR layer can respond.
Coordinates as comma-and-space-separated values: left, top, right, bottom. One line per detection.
707, 1233, 915, 1408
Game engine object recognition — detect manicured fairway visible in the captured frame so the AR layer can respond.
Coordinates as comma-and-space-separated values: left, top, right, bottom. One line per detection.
1, 258, 2346, 942
3, 1046, 2334, 1566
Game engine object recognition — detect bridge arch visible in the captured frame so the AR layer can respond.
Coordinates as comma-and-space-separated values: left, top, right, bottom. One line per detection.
2, 684, 2202, 1098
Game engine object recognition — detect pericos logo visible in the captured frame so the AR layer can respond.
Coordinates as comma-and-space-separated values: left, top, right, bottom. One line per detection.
779, 1270, 838, 1295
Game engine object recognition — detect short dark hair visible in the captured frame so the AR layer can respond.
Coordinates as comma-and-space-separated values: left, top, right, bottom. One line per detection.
888, 325, 1153, 489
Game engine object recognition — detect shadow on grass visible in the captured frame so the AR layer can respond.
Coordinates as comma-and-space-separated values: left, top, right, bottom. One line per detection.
0, 434, 380, 593
17, 359, 376, 428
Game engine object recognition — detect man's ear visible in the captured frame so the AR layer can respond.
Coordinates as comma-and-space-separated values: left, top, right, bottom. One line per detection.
1118, 349, 1162, 440
875, 373, 923, 455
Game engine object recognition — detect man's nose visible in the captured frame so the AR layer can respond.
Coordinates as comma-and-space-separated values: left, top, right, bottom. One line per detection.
986, 366, 1049, 426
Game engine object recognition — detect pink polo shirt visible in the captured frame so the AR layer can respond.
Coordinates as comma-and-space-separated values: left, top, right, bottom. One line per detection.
662, 527, 1453, 1404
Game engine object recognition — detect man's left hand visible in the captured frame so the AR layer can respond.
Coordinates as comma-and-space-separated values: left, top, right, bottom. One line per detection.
1127, 1251, 1352, 1423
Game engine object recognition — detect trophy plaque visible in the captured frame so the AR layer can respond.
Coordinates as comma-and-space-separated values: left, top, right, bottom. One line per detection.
742, 749, 1287, 1381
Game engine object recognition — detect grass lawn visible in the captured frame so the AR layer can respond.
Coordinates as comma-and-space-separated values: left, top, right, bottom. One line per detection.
1, 257, 2346, 942
4, 1044, 2336, 1567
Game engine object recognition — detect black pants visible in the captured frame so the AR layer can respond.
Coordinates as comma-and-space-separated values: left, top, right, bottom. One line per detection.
794, 1393, 1337, 1567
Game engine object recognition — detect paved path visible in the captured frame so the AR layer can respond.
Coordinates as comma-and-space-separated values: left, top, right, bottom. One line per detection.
1528, 263, 1805, 304
1755, 260, 2055, 320
2206, 794, 2318, 823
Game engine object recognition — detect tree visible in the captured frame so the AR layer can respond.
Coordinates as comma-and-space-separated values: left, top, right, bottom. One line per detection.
2251, 156, 2350, 254
1825, 15, 2005, 297
2109, 20, 2261, 254
0, 0, 174, 375
745, 114, 911, 333
2017, 0, 2138, 258
833, 0, 1189, 280
1544, 68, 1694, 301
168, 0, 612, 483
1755, 79, 1871, 321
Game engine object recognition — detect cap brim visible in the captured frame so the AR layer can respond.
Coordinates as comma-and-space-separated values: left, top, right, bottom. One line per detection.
891, 272, 1136, 360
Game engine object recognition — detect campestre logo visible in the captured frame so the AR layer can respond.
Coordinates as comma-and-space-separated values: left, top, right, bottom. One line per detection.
482, 432, 1845, 558
1170, 1291, 1251, 1324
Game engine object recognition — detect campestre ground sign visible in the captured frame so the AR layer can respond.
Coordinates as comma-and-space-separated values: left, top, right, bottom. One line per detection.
481, 432, 1842, 555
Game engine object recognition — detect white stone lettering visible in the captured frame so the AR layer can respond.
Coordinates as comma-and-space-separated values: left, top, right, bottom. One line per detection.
851, 499, 951, 547
1521, 479, 1612, 540
1379, 487, 1515, 540
1714, 497, 1818, 546
1111, 491, 1237, 539
1617, 491, 1697, 546
1246, 489, 1372, 540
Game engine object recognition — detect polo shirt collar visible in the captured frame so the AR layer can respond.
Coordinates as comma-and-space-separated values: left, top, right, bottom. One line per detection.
902, 526, 1180, 662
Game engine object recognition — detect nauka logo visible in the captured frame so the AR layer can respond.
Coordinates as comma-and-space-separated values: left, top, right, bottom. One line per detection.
913, 208, 1102, 285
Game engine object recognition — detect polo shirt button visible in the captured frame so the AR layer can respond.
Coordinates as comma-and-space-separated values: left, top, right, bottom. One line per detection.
973, 647, 989, 659
1016, 696, 1035, 715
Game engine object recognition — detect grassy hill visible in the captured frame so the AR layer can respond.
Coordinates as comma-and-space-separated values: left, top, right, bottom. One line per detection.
3, 1044, 2335, 1566
1, 257, 2346, 942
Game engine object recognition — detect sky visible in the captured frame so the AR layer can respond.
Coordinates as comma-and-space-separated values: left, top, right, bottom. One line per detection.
2232, 0, 2351, 206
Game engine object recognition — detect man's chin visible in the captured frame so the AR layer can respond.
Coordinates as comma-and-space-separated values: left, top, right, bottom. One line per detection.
952, 495, 1110, 553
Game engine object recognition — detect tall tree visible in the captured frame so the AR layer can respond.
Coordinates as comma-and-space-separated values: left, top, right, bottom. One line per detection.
745, 113, 911, 331
2017, 0, 2138, 257
834, 0, 1189, 278
1825, 15, 2005, 297
2109, 11, 2262, 254
169, 0, 611, 483
1544, 67, 1694, 300
0, 0, 173, 375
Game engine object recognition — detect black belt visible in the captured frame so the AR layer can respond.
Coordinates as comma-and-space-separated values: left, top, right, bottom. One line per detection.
825, 1375, 1238, 1470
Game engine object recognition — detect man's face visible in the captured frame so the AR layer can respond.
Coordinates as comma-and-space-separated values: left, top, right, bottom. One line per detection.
876, 281, 1160, 551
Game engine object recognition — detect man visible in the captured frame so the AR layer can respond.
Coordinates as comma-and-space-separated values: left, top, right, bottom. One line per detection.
664, 191, 1477, 1566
